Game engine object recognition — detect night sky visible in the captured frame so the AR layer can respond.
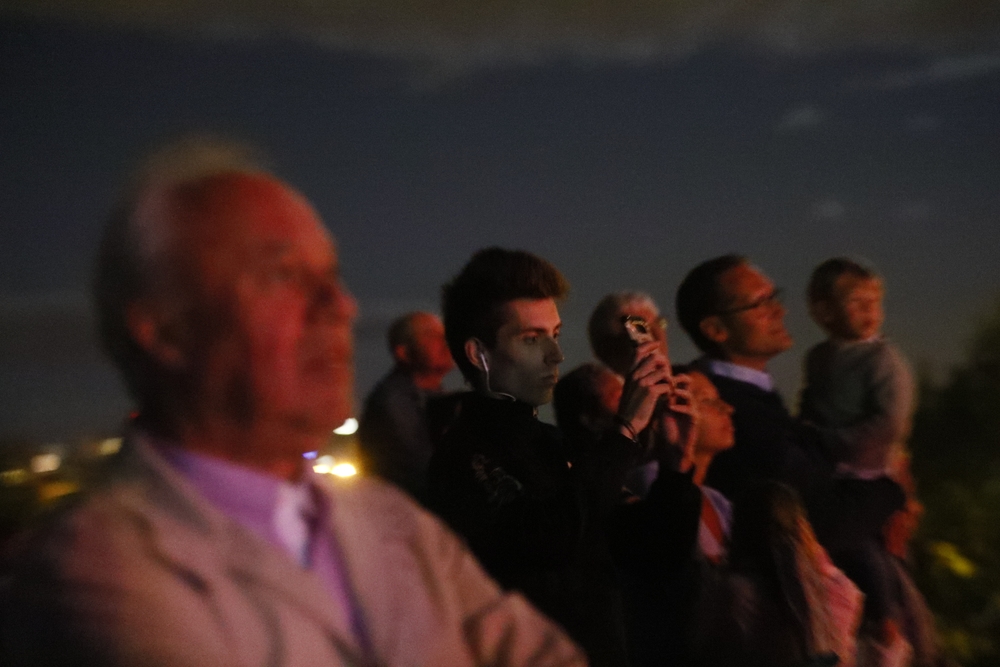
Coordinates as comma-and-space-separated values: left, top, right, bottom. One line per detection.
2, 9, 999, 441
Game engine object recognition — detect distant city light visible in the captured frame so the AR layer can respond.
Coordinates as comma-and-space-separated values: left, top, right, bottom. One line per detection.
98, 438, 122, 456
30, 453, 62, 474
333, 418, 358, 436
331, 463, 357, 478
312, 455, 358, 478
303, 451, 318, 460
313, 455, 335, 475
1, 468, 28, 486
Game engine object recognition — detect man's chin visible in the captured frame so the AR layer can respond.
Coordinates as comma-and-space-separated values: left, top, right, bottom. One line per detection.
536, 388, 555, 408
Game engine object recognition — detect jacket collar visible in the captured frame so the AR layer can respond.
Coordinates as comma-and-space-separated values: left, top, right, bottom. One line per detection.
696, 356, 775, 393
111, 431, 372, 664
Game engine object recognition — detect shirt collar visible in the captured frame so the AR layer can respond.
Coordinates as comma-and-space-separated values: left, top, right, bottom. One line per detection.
149, 433, 319, 566
702, 357, 775, 392
831, 334, 882, 346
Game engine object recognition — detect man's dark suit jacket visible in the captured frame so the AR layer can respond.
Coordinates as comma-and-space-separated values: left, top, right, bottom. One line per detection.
695, 360, 905, 568
696, 365, 828, 503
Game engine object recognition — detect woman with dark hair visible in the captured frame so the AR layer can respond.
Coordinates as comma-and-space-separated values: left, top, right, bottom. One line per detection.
693, 481, 864, 667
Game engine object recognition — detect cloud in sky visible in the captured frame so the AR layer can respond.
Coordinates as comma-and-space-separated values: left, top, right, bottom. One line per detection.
812, 199, 846, 221
5, 0, 1000, 67
776, 104, 826, 133
852, 53, 1000, 89
0, 290, 89, 319
906, 113, 940, 132
892, 200, 933, 223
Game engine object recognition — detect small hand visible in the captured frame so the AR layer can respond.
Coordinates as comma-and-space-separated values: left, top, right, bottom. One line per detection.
616, 341, 672, 437
658, 373, 699, 472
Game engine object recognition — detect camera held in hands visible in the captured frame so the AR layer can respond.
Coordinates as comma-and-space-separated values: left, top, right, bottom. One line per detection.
623, 315, 655, 347
621, 314, 688, 408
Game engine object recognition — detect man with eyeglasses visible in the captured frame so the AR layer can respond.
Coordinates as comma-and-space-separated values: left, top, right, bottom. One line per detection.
676, 257, 915, 661
675, 255, 825, 501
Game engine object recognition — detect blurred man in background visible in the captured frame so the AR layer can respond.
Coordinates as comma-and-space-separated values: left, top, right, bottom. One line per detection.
358, 311, 454, 500
588, 291, 669, 496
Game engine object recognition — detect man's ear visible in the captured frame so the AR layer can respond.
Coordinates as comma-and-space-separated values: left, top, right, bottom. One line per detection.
392, 343, 411, 366
464, 338, 488, 372
125, 299, 189, 370
699, 315, 729, 346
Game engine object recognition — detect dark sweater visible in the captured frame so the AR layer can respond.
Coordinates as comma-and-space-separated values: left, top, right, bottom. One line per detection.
426, 392, 641, 667
357, 368, 438, 501
697, 368, 830, 502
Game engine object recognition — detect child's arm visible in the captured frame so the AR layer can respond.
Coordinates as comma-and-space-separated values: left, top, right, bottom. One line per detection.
825, 343, 914, 470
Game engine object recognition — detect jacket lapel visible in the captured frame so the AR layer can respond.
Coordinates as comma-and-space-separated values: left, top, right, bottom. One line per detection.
324, 478, 433, 664
114, 434, 370, 664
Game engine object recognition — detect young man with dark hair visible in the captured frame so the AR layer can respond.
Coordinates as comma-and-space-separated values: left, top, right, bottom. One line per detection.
429, 247, 677, 667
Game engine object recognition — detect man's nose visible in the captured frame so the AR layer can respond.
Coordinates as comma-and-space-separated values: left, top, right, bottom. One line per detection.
545, 338, 565, 365
313, 274, 357, 321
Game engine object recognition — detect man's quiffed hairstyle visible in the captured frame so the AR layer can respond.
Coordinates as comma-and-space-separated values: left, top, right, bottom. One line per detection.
93, 136, 266, 410
806, 257, 880, 305
675, 254, 747, 355
442, 247, 569, 382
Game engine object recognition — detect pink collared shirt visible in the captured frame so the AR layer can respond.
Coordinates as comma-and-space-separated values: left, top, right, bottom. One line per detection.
154, 439, 370, 650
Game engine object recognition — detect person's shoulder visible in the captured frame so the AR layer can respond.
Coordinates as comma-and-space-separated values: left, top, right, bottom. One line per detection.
3, 478, 160, 583
362, 368, 415, 408
871, 337, 910, 361
867, 338, 914, 377
806, 339, 836, 358
322, 474, 480, 567
324, 474, 432, 532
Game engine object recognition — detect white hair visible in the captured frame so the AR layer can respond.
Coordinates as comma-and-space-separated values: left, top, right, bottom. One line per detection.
93, 136, 267, 406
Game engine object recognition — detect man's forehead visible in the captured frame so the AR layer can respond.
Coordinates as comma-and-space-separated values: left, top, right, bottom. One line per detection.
720, 262, 771, 298
835, 274, 883, 297
167, 172, 330, 251
501, 298, 562, 329
618, 301, 658, 321
410, 313, 444, 335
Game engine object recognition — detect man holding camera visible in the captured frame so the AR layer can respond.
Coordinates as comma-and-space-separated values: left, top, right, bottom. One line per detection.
427, 248, 686, 666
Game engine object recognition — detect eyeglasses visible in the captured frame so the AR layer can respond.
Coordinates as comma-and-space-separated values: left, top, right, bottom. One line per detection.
717, 288, 783, 316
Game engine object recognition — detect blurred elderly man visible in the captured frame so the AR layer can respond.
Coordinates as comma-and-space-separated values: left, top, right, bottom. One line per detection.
0, 146, 585, 667
587, 291, 668, 377
587, 291, 670, 497
358, 311, 454, 500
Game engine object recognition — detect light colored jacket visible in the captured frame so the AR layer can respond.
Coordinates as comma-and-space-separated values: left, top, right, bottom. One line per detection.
1, 436, 586, 667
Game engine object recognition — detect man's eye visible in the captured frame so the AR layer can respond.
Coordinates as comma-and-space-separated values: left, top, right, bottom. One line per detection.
266, 266, 297, 283
522, 335, 538, 344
